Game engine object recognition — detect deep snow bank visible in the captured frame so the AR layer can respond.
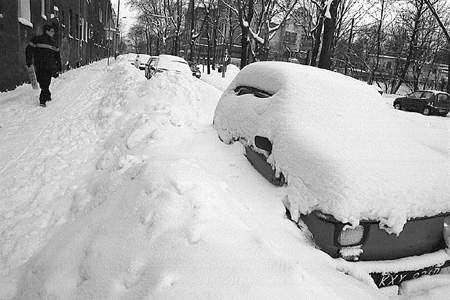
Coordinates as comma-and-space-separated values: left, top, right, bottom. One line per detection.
9, 60, 383, 299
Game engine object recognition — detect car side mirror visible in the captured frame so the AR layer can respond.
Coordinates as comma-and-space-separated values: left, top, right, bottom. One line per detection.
255, 136, 272, 154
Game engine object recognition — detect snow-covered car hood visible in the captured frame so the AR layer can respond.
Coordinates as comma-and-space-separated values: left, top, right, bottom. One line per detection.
213, 62, 450, 234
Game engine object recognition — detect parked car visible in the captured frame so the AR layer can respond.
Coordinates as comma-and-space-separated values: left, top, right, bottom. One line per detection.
128, 53, 137, 65
144, 54, 192, 79
393, 90, 450, 116
144, 56, 158, 79
134, 54, 151, 70
213, 62, 450, 291
187, 61, 201, 78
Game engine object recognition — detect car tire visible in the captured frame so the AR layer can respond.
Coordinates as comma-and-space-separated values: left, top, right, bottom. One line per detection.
422, 107, 431, 115
394, 103, 401, 110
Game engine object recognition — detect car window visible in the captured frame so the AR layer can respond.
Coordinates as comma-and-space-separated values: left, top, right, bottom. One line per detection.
437, 94, 449, 102
172, 60, 188, 65
420, 91, 433, 99
234, 86, 272, 98
409, 91, 422, 98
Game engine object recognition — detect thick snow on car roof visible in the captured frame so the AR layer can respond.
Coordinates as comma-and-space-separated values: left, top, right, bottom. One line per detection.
157, 54, 191, 75
214, 62, 450, 234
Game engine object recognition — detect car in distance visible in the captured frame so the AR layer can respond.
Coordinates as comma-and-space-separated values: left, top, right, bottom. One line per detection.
134, 54, 151, 70
393, 90, 450, 116
187, 61, 201, 78
144, 54, 192, 79
213, 62, 450, 292
144, 56, 158, 79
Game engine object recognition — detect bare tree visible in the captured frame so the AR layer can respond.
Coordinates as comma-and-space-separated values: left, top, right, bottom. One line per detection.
424, 0, 450, 93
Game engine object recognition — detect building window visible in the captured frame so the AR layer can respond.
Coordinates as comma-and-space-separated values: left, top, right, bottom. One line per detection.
284, 31, 297, 45
18, 0, 32, 27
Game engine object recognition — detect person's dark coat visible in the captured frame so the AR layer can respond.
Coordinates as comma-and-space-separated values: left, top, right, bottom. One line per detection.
25, 34, 62, 75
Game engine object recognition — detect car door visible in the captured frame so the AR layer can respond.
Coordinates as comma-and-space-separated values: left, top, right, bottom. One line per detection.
402, 92, 415, 110
415, 91, 434, 112
436, 93, 450, 110
405, 91, 423, 111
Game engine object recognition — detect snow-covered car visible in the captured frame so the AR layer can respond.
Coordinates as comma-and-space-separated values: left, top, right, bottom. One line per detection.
134, 54, 151, 70
144, 56, 158, 79
187, 61, 201, 78
213, 62, 450, 291
145, 54, 192, 79
393, 90, 450, 116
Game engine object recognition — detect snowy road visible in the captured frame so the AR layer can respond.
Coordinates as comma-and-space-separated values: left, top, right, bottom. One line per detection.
0, 57, 448, 299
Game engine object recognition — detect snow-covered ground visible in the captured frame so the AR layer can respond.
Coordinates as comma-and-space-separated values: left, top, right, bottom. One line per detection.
0, 56, 448, 299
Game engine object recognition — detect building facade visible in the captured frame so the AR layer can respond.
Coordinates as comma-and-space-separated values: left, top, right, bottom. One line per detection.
0, 0, 117, 92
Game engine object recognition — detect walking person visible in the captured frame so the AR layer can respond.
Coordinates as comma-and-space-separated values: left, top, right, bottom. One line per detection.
25, 24, 62, 107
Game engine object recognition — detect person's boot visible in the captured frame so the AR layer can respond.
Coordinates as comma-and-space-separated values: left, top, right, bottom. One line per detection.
39, 94, 46, 107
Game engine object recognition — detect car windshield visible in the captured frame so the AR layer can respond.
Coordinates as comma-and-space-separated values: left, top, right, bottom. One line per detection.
408, 91, 423, 98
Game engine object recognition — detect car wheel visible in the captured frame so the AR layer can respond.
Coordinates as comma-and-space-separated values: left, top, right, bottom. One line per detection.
422, 107, 431, 115
394, 103, 401, 110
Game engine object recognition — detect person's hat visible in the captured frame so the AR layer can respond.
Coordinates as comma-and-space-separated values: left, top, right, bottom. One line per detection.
43, 23, 55, 32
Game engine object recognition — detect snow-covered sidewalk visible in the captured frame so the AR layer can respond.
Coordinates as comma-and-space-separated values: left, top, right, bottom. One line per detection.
0, 57, 421, 299
0, 59, 141, 296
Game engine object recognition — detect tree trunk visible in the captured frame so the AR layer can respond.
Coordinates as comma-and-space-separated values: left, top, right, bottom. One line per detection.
212, 10, 219, 70
318, 0, 341, 69
238, 0, 254, 69
228, 8, 233, 55
368, 0, 385, 85
207, 15, 211, 74
240, 28, 249, 68
189, 0, 195, 61
310, 14, 324, 66
392, 1, 424, 94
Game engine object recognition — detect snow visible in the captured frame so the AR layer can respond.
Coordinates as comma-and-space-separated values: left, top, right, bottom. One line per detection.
339, 250, 450, 274
0, 57, 390, 299
213, 62, 450, 235
398, 274, 450, 296
18, 18, 33, 28
200, 64, 240, 91
154, 54, 192, 76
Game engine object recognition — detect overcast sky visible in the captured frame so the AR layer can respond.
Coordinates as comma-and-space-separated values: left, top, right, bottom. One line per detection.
110, 0, 137, 34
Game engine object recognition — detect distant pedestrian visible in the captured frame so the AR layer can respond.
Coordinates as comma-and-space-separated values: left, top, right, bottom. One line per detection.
25, 24, 62, 107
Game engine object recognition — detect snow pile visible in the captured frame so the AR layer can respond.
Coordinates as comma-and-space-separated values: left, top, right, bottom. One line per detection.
0, 58, 388, 299
213, 62, 450, 234
200, 64, 239, 91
